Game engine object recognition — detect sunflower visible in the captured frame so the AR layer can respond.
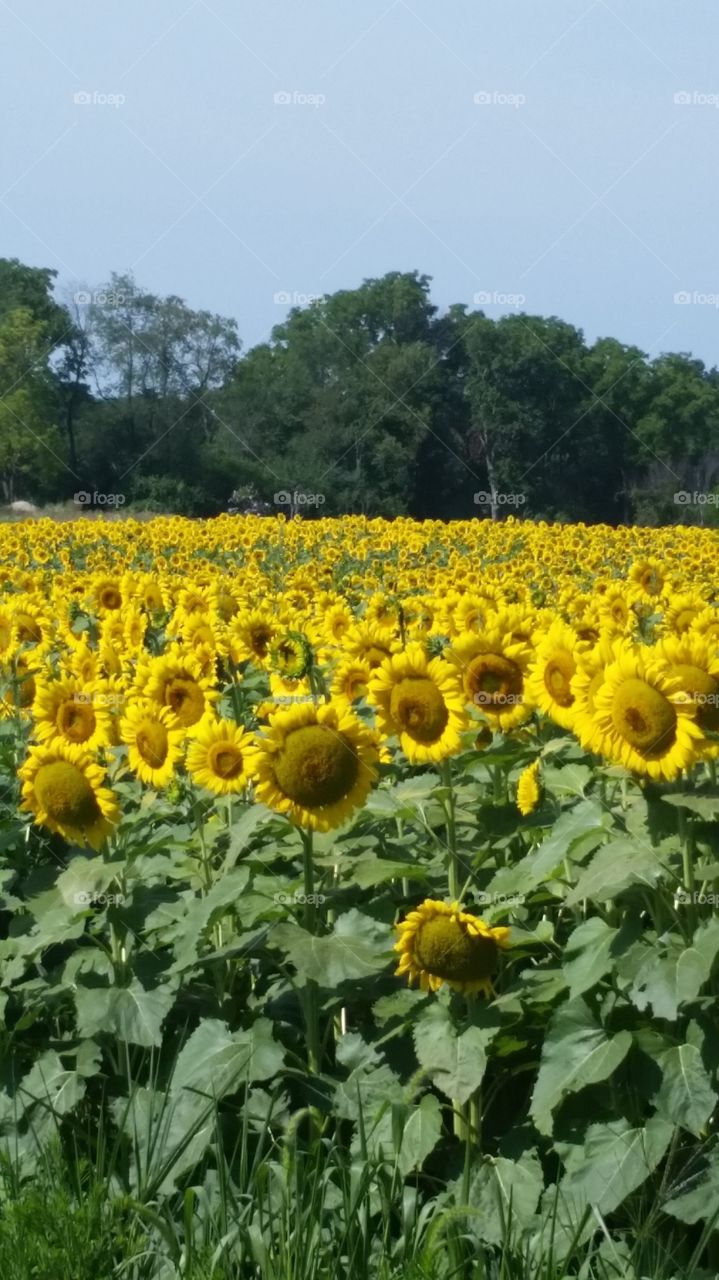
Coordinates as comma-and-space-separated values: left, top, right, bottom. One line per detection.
447, 616, 533, 731
368, 643, 468, 763
137, 647, 217, 734
269, 631, 313, 681
394, 899, 510, 996
120, 698, 185, 787
516, 759, 541, 816
19, 740, 119, 849
629, 556, 665, 598
655, 633, 719, 753
661, 590, 708, 637
92, 575, 124, 614
342, 621, 401, 671
225, 608, 278, 667
592, 648, 704, 780
32, 675, 114, 750
246, 700, 378, 831
186, 717, 253, 795
525, 621, 580, 731
331, 656, 372, 707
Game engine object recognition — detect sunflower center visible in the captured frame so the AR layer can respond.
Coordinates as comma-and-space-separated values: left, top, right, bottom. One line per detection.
209, 743, 244, 779
467, 653, 523, 711
673, 663, 719, 732
250, 626, 272, 657
274, 724, 359, 807
57, 699, 96, 744
100, 588, 122, 610
641, 569, 662, 595
414, 916, 497, 983
544, 652, 575, 707
389, 677, 449, 743
33, 761, 101, 828
136, 721, 169, 768
163, 677, 205, 726
611, 677, 677, 757
16, 614, 42, 644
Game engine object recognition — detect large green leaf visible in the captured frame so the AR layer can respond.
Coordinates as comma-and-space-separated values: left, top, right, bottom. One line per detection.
653, 1044, 717, 1136
75, 980, 175, 1047
487, 800, 611, 897
619, 920, 719, 1021
466, 1154, 544, 1244
270, 909, 391, 985
398, 1094, 443, 1175
172, 1017, 284, 1097
565, 837, 661, 905
562, 917, 619, 999
530, 1000, 632, 1136
559, 1117, 674, 1215
413, 1003, 494, 1103
664, 1148, 719, 1224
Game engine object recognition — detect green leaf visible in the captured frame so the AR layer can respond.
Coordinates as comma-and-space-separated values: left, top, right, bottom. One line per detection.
348, 853, 429, 889
467, 1154, 544, 1244
565, 836, 661, 905
270, 910, 391, 985
530, 1000, 632, 1136
562, 917, 619, 999
653, 1044, 717, 1136
75, 981, 175, 1047
413, 1004, 493, 1103
488, 800, 611, 897
663, 793, 719, 820
619, 924, 719, 1021
664, 1149, 719, 1224
172, 1017, 284, 1098
560, 1117, 673, 1215
18, 1050, 85, 1118
398, 1093, 442, 1175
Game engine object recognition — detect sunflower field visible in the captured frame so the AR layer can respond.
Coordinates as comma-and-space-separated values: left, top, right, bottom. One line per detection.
3, 512, 719, 1278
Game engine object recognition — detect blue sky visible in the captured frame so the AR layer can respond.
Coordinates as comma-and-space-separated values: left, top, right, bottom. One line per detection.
2, 0, 718, 364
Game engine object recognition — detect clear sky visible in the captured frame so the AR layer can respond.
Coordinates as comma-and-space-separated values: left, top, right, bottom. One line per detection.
2, 1, 718, 365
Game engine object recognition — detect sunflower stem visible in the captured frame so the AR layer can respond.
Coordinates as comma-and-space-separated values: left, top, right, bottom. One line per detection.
301, 828, 322, 1073
679, 807, 697, 930
441, 760, 460, 902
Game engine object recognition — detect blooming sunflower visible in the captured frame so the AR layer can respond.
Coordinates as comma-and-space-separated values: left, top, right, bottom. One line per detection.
19, 740, 119, 849
186, 717, 253, 795
269, 631, 313, 681
246, 700, 378, 831
591, 648, 704, 780
525, 621, 580, 731
120, 698, 185, 787
368, 643, 468, 764
225, 608, 278, 667
331, 656, 372, 707
655, 633, 719, 754
447, 616, 533, 732
394, 899, 510, 996
137, 647, 217, 735
516, 759, 541, 816
32, 676, 114, 750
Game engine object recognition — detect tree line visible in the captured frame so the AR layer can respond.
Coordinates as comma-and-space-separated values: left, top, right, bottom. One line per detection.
0, 256, 717, 524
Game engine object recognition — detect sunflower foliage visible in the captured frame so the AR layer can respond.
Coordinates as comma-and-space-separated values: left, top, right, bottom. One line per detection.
0, 514, 719, 1276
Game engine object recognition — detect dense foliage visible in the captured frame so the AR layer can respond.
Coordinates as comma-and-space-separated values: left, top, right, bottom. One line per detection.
2, 257, 719, 523
1, 514, 719, 1277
